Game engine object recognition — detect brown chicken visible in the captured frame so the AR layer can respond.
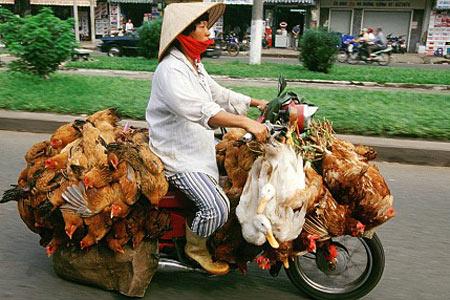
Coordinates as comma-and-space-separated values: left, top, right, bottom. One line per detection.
106, 219, 130, 254
322, 139, 369, 205
293, 164, 366, 254
25, 141, 51, 163
61, 209, 84, 239
209, 208, 262, 272
107, 142, 168, 206
86, 108, 120, 127
83, 166, 113, 189
354, 144, 377, 162
81, 122, 108, 168
45, 152, 69, 171
136, 144, 164, 175
351, 164, 395, 230
126, 204, 148, 249
80, 208, 113, 250
50, 123, 82, 150
34, 169, 61, 193
144, 208, 171, 239
217, 129, 260, 199
61, 182, 124, 217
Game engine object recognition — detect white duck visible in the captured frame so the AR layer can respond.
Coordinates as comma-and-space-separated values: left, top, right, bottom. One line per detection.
236, 157, 279, 248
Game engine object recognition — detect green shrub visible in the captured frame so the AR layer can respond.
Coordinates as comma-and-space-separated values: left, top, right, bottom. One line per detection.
299, 28, 340, 73
0, 8, 75, 77
138, 18, 162, 59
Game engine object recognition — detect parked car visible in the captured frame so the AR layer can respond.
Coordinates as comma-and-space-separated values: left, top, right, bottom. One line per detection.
98, 32, 141, 57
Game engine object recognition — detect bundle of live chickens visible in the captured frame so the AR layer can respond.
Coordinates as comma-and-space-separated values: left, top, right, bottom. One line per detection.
0, 108, 171, 259
211, 87, 395, 274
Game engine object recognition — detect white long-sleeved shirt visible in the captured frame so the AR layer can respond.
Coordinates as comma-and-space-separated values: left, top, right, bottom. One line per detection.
146, 48, 251, 181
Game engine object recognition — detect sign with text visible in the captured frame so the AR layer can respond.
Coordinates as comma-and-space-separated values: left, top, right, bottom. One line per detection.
321, 0, 426, 9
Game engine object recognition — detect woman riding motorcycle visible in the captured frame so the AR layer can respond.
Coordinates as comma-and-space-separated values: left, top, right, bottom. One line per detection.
145, 2, 268, 275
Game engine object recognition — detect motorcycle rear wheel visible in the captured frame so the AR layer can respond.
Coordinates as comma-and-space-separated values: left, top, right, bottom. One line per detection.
347, 53, 359, 65
227, 44, 239, 57
285, 233, 385, 300
377, 53, 391, 66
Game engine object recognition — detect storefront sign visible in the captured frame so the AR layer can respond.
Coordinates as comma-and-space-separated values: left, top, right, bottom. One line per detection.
205, 0, 253, 5
436, 0, 450, 9
321, 0, 426, 9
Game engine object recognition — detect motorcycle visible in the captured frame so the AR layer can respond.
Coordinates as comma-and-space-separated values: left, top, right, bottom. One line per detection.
387, 33, 407, 54
156, 122, 386, 299
216, 32, 240, 57
156, 172, 385, 300
345, 42, 393, 66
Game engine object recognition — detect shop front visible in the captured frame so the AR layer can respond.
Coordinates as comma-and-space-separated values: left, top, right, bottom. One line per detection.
319, 0, 428, 52
264, 0, 315, 48
95, 0, 161, 37
425, 0, 450, 56
29, 0, 93, 40
205, 0, 316, 48
0, 0, 15, 12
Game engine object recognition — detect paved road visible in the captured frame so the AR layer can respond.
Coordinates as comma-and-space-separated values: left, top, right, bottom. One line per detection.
1, 130, 449, 300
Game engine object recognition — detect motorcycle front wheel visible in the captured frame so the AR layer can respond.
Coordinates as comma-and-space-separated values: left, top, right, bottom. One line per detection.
227, 44, 240, 57
337, 50, 348, 63
285, 233, 385, 300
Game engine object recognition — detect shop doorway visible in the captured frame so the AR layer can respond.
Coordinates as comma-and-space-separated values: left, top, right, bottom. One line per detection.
120, 3, 152, 28
274, 7, 306, 35
223, 5, 252, 39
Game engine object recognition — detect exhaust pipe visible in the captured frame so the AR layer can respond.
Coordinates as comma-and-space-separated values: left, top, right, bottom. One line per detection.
157, 258, 207, 273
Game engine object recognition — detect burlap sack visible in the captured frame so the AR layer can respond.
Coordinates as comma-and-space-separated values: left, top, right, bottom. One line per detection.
52, 240, 159, 297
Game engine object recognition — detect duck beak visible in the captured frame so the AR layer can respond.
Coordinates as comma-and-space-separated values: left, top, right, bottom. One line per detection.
282, 258, 290, 269
265, 230, 279, 249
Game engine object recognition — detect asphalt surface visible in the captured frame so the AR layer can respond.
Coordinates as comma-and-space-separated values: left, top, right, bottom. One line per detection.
1, 130, 449, 300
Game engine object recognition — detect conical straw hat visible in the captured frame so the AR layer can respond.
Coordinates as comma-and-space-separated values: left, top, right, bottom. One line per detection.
158, 2, 225, 61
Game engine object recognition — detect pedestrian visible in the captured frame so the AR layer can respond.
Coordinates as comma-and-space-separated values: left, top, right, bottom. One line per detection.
146, 2, 268, 275
125, 19, 134, 33
291, 24, 301, 49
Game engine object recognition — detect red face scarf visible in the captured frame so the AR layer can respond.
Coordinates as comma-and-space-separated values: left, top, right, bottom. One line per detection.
176, 34, 214, 62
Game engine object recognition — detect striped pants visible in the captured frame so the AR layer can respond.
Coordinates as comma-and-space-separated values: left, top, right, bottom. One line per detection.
168, 172, 230, 238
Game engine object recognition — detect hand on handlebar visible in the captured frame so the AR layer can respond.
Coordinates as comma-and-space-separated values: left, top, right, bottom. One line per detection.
243, 119, 269, 143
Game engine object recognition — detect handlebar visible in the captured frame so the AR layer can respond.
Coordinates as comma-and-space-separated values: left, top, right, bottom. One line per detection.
240, 121, 286, 143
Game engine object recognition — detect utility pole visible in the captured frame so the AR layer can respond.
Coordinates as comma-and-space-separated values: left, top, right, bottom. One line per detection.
73, 0, 80, 43
249, 0, 264, 65
90, 0, 96, 44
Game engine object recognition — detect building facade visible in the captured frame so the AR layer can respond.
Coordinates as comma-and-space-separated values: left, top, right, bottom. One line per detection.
319, 0, 430, 52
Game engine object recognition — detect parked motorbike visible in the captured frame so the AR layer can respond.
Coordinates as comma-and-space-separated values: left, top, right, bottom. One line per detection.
344, 42, 393, 66
387, 33, 407, 54
216, 33, 240, 57
156, 134, 386, 300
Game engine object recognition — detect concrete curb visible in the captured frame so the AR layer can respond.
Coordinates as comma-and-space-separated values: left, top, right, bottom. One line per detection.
1, 110, 449, 167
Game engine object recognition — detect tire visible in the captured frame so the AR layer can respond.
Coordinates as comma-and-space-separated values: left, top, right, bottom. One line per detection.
347, 53, 359, 65
337, 50, 348, 63
227, 44, 239, 57
377, 53, 391, 66
285, 234, 385, 300
108, 46, 121, 57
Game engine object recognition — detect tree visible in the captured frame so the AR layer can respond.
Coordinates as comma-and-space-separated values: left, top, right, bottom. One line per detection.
0, 8, 76, 78
137, 18, 162, 59
299, 28, 340, 73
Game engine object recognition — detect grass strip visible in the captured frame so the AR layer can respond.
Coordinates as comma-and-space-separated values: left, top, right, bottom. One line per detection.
66, 55, 450, 85
0, 72, 449, 140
